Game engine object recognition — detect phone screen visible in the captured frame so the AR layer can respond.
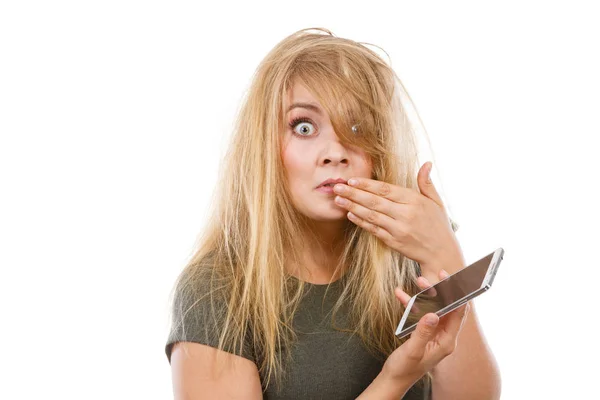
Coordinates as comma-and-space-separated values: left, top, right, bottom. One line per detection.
396, 251, 496, 336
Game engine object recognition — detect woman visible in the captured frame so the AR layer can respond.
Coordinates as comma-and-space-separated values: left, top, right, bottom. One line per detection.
165, 28, 501, 399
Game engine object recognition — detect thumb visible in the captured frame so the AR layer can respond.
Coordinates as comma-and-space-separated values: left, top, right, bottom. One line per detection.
418, 162, 444, 208
408, 313, 439, 354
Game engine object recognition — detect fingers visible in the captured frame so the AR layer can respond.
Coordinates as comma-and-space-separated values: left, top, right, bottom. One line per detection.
416, 276, 431, 289
394, 287, 411, 306
395, 270, 448, 310
406, 313, 440, 357
395, 275, 437, 310
394, 288, 423, 314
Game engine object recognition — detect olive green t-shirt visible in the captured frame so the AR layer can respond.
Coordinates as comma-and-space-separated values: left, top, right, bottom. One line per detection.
165, 276, 429, 399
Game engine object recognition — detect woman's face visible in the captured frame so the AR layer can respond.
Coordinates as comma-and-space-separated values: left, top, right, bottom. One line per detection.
281, 81, 373, 222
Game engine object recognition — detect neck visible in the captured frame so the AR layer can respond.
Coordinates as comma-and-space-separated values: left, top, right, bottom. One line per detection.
289, 218, 349, 284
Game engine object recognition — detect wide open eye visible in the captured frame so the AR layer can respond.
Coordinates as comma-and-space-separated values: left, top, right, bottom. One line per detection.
289, 117, 316, 139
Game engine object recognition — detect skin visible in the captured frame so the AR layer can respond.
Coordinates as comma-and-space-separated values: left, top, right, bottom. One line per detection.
280, 80, 372, 283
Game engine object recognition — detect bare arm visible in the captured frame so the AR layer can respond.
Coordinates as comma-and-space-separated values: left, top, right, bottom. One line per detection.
170, 342, 263, 400
430, 302, 501, 400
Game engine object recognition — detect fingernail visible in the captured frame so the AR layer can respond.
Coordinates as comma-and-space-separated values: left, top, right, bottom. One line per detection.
425, 314, 438, 326
334, 196, 348, 205
333, 184, 345, 193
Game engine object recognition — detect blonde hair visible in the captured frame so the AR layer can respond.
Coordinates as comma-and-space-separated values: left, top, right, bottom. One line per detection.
167, 27, 459, 395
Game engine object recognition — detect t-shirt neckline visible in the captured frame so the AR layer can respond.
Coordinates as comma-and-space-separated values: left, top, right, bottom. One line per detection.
288, 274, 345, 287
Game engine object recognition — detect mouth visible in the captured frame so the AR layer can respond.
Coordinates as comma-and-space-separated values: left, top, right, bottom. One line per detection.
315, 185, 336, 194
316, 179, 348, 189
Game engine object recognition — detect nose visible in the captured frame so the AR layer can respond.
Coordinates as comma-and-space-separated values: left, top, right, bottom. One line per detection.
321, 146, 349, 165
322, 156, 348, 166
319, 130, 351, 166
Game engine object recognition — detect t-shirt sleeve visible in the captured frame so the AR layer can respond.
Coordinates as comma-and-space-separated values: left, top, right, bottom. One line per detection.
164, 277, 256, 365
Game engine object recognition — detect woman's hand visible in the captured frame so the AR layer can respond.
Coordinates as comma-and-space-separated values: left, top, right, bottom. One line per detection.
382, 269, 470, 387
331, 163, 463, 283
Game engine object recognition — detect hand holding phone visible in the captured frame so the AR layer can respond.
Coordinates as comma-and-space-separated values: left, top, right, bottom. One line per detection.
395, 248, 503, 338
380, 273, 471, 392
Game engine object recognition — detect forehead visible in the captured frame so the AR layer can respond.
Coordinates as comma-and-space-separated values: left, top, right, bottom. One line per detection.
284, 81, 325, 115
287, 81, 314, 101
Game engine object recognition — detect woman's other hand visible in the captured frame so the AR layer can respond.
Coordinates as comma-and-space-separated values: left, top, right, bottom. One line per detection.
382, 269, 470, 386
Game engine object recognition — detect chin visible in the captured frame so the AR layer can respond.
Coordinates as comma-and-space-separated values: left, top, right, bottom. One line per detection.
308, 207, 347, 221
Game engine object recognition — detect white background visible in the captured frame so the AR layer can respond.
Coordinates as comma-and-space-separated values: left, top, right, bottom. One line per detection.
1, 1, 598, 399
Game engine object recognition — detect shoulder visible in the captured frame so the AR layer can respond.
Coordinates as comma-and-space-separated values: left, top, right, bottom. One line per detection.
165, 265, 254, 364
171, 266, 231, 328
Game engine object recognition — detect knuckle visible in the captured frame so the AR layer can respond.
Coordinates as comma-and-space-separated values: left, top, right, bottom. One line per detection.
366, 223, 373, 233
395, 221, 408, 238
406, 347, 423, 361
442, 342, 456, 357
417, 326, 432, 341
366, 209, 377, 223
367, 196, 379, 209
438, 335, 457, 355
379, 182, 392, 196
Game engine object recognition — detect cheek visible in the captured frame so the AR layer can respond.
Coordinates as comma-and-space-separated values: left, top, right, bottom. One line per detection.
281, 144, 315, 203
353, 151, 373, 176
281, 142, 309, 177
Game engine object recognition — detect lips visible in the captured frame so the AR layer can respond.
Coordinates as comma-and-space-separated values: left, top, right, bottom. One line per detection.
317, 178, 348, 189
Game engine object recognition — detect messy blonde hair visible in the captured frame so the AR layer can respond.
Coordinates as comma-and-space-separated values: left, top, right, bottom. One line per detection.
167, 27, 459, 395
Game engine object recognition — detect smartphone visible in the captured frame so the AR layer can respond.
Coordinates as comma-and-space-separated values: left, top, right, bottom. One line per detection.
395, 248, 504, 338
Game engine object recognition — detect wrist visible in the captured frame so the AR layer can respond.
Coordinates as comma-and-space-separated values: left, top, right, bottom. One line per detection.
422, 246, 466, 278
382, 367, 419, 392
356, 368, 415, 400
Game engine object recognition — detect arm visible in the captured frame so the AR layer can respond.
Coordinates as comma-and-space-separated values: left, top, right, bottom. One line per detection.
430, 302, 501, 400
421, 253, 502, 400
170, 341, 263, 400
356, 369, 414, 400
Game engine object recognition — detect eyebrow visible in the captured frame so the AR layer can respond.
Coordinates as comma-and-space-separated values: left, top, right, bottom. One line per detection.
286, 102, 323, 115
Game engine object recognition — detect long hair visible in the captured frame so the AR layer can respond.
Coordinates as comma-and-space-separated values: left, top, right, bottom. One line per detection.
167, 27, 459, 395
